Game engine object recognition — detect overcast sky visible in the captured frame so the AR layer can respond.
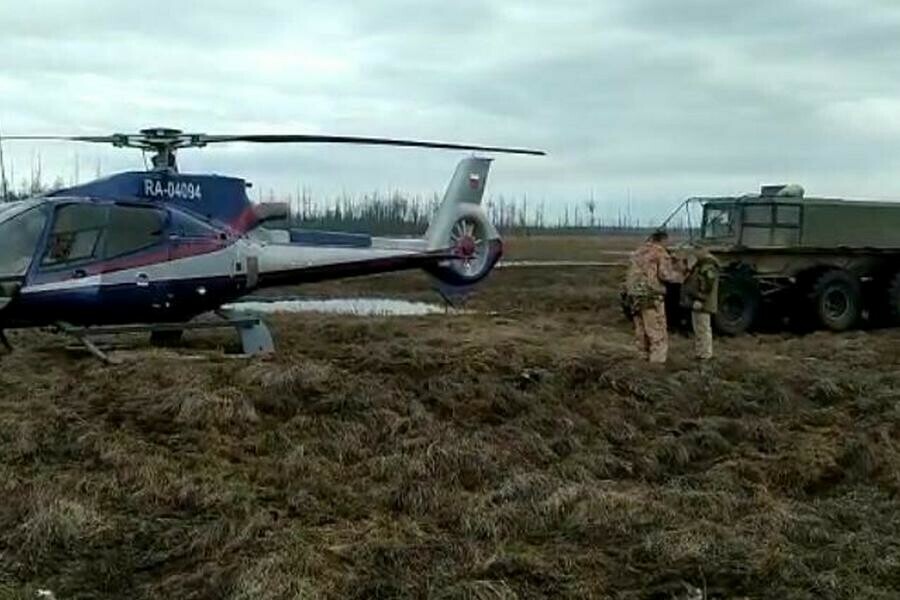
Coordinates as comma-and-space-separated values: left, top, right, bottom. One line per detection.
2, 0, 900, 223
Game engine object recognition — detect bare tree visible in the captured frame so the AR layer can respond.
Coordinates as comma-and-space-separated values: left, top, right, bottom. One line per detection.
585, 190, 597, 228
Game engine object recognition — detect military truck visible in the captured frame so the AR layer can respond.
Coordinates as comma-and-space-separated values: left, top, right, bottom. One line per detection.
672, 184, 900, 335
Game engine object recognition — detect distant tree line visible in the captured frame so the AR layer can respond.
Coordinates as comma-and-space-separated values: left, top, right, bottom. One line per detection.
2, 178, 685, 236
277, 188, 686, 236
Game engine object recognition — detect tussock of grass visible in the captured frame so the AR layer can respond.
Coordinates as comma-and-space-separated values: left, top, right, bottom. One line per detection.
11, 492, 111, 573
432, 579, 519, 600
168, 388, 260, 427
242, 360, 335, 415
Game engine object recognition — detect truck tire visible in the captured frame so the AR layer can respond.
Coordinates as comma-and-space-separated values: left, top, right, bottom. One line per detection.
714, 273, 760, 336
887, 271, 900, 325
810, 269, 861, 332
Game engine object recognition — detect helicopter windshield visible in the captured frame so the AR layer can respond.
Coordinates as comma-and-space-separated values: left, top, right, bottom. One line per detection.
0, 202, 49, 278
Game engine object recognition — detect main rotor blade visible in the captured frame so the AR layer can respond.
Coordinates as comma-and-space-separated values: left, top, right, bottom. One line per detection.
200, 134, 546, 156
0, 131, 547, 156
0, 135, 121, 143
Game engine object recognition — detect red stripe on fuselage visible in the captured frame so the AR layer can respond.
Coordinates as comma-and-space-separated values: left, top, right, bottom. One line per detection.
231, 206, 259, 234
32, 238, 230, 284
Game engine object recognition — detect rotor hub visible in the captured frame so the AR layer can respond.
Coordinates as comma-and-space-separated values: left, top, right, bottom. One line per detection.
140, 127, 184, 138
457, 236, 477, 257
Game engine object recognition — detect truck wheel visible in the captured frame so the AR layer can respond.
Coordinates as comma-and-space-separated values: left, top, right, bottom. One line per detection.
714, 273, 759, 336
811, 270, 861, 331
887, 272, 900, 325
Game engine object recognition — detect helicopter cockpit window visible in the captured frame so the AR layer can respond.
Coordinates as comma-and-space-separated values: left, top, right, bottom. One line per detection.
103, 205, 165, 259
702, 205, 736, 239
42, 204, 166, 267
0, 206, 49, 277
171, 212, 217, 238
43, 204, 107, 267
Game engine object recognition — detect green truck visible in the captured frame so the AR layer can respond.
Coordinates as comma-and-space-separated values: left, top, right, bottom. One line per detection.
672, 184, 900, 335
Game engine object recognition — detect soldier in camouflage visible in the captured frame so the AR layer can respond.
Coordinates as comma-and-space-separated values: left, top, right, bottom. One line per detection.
624, 230, 684, 363
681, 247, 720, 360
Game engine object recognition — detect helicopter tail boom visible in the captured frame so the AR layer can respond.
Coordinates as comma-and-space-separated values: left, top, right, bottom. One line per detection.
249, 157, 502, 289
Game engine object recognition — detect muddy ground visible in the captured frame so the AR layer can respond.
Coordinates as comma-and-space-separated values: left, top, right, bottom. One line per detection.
1, 236, 899, 599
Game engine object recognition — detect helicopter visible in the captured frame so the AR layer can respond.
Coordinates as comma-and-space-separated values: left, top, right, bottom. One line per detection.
0, 128, 544, 358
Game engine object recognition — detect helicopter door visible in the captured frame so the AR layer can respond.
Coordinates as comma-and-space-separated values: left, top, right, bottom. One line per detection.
36, 203, 109, 323
101, 205, 169, 322
37, 203, 167, 324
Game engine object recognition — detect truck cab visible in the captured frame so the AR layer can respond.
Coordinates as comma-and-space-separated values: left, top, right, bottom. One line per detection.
697, 184, 805, 253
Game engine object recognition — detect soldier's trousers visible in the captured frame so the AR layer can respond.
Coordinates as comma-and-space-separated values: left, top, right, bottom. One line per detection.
633, 299, 668, 363
692, 311, 713, 360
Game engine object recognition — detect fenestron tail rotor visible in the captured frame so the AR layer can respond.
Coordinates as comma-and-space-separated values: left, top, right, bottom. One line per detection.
1, 127, 546, 173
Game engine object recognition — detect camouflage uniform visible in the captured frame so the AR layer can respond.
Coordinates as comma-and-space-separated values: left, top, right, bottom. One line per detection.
681, 250, 720, 360
624, 241, 683, 363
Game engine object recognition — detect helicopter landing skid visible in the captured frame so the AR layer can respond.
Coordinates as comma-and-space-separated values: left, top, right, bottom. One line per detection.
0, 330, 12, 353
55, 316, 275, 364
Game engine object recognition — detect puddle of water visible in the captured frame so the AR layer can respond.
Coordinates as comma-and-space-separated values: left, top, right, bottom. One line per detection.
224, 297, 459, 316
500, 260, 624, 268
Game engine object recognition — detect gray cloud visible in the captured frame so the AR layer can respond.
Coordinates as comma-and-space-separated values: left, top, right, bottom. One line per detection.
3, 0, 900, 223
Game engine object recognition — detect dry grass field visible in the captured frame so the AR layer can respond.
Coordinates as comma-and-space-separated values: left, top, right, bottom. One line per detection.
1, 236, 900, 598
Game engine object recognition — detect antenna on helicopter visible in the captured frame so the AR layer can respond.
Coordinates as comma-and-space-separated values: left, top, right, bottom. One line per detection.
1, 127, 546, 174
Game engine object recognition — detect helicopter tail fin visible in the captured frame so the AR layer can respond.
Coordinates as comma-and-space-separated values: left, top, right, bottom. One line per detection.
424, 157, 502, 286
425, 157, 492, 248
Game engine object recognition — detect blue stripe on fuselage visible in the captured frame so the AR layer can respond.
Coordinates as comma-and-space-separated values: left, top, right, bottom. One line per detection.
289, 229, 372, 248
5, 275, 249, 327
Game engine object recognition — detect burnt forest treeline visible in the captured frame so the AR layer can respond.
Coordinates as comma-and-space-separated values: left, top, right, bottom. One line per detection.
0, 167, 688, 235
